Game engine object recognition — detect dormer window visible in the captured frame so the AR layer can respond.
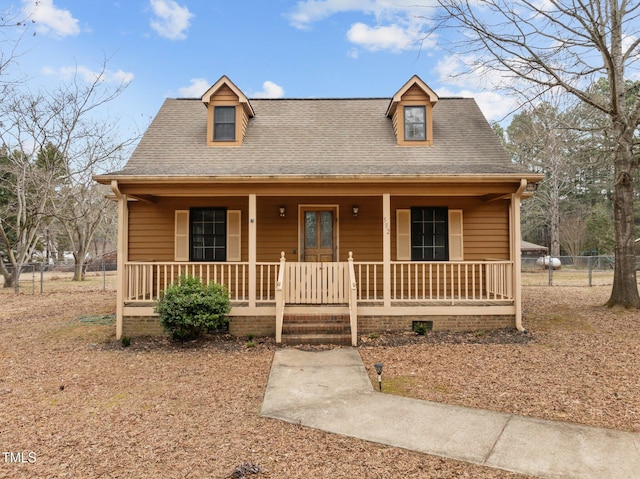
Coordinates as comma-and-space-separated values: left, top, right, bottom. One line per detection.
214, 106, 236, 141
404, 106, 426, 141
201, 76, 255, 147
386, 75, 438, 147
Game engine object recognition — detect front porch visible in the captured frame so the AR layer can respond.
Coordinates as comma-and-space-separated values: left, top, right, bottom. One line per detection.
121, 254, 516, 345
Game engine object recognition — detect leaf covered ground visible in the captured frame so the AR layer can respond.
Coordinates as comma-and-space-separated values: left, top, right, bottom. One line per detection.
0, 283, 638, 478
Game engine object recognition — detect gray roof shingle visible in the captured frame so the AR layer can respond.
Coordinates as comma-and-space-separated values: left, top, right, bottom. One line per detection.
109, 97, 532, 178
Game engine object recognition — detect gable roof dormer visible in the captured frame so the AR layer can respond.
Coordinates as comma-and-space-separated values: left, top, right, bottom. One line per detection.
201, 76, 255, 147
386, 75, 439, 146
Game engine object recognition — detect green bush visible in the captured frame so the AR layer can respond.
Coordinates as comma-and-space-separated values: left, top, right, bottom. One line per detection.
155, 275, 231, 341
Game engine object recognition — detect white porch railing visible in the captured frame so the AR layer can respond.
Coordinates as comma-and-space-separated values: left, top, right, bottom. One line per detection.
275, 253, 286, 343
124, 261, 279, 302
354, 260, 514, 303
284, 261, 349, 304
347, 252, 358, 346
274, 251, 358, 345
124, 258, 513, 306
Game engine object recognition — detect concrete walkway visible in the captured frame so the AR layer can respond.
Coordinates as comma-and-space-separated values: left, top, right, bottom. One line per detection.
260, 348, 640, 479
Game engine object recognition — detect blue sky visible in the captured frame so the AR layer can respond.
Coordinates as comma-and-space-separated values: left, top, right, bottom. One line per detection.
6, 0, 516, 137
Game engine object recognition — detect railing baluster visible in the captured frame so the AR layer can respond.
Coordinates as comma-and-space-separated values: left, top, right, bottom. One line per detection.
124, 260, 512, 307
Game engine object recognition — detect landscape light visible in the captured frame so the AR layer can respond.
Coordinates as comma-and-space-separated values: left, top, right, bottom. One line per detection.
374, 363, 383, 391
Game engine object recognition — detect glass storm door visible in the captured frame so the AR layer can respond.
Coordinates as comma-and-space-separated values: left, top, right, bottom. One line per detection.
303, 209, 335, 262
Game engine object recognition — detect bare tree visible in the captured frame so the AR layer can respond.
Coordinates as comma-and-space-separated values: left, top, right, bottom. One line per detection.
437, 0, 640, 307
0, 146, 57, 290
0, 61, 135, 289
0, 5, 38, 93
560, 214, 589, 257
506, 101, 579, 256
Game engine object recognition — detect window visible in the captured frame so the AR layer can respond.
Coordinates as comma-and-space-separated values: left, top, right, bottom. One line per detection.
411, 207, 448, 261
190, 208, 227, 261
214, 106, 236, 141
404, 106, 426, 141
397, 208, 463, 261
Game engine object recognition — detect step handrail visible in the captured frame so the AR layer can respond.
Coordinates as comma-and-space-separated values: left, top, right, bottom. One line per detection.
347, 252, 358, 346
275, 252, 286, 343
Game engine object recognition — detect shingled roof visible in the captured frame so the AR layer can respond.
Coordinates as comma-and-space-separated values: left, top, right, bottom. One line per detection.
105, 95, 533, 179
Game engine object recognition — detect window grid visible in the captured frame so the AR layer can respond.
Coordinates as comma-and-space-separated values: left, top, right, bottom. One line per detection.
404, 106, 426, 141
191, 208, 226, 261
411, 207, 448, 261
214, 106, 236, 141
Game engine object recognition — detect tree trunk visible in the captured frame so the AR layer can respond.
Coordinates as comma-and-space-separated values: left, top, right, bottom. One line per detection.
12, 265, 20, 294
72, 252, 86, 281
0, 258, 13, 288
550, 180, 561, 257
606, 140, 640, 308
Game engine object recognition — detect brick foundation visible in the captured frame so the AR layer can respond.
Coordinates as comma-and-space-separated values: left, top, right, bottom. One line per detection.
122, 313, 515, 339
123, 316, 165, 337
228, 316, 275, 337
122, 315, 276, 338
357, 315, 515, 334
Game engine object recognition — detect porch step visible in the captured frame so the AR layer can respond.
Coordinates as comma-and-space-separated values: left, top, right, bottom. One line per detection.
281, 314, 352, 346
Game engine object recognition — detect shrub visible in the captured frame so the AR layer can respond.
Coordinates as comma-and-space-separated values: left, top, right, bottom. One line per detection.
155, 275, 231, 341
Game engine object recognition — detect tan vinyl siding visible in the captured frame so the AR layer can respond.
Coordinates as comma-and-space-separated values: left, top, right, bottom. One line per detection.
127, 195, 508, 263
128, 197, 248, 262
463, 201, 510, 259
402, 84, 429, 101
255, 196, 383, 263
212, 84, 238, 102
391, 197, 509, 261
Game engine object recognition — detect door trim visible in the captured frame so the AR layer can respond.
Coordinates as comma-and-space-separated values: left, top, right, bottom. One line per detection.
298, 205, 339, 262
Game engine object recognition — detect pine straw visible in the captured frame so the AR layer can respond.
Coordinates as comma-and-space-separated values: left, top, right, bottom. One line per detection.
0, 285, 637, 478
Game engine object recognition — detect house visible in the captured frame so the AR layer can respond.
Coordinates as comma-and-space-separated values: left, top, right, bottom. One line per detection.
94, 75, 543, 345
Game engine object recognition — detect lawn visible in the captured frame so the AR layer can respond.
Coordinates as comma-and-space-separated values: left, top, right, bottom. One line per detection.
0, 279, 637, 478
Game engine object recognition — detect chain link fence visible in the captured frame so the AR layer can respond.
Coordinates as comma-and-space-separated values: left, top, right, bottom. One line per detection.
0, 256, 628, 292
0, 261, 117, 293
522, 255, 616, 286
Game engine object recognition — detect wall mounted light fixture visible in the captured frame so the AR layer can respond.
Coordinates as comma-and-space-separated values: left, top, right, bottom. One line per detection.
352, 206, 359, 217
279, 206, 286, 217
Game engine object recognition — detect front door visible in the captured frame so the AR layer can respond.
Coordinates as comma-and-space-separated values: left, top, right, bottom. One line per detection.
302, 208, 336, 262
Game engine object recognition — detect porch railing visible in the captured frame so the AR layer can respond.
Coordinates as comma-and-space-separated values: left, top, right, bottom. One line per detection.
284, 261, 349, 304
347, 252, 358, 346
124, 261, 279, 302
354, 260, 514, 303
275, 253, 286, 343
124, 258, 513, 306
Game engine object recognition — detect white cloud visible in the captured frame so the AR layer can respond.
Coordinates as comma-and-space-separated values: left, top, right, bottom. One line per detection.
178, 78, 211, 97
288, 0, 436, 29
287, 0, 437, 54
252, 81, 285, 99
346, 22, 418, 52
22, 0, 80, 37
149, 0, 193, 40
437, 86, 516, 122
43, 65, 134, 85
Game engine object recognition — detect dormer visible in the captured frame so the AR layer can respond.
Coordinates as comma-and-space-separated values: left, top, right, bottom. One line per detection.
386, 75, 438, 146
201, 76, 255, 147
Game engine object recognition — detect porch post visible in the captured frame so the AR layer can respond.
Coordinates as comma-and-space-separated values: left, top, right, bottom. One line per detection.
383, 193, 391, 308
111, 181, 128, 340
511, 180, 526, 331
248, 194, 257, 308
